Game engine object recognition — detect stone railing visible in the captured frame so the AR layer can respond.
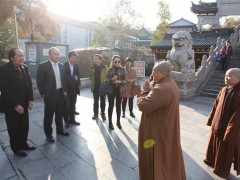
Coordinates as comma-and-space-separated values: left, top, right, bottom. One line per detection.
170, 37, 226, 99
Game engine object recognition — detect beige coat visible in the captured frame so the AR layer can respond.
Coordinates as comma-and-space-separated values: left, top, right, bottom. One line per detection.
137, 76, 186, 180
122, 67, 137, 98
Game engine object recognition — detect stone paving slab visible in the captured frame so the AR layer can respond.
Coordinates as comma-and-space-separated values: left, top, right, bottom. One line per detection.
0, 88, 240, 180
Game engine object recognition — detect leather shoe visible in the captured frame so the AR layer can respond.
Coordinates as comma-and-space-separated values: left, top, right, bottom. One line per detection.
74, 111, 80, 115
117, 123, 122, 129
101, 115, 106, 120
65, 122, 70, 128
24, 144, 36, 151
92, 114, 98, 120
130, 112, 135, 118
46, 136, 55, 142
14, 150, 28, 157
69, 120, 80, 125
57, 131, 69, 136
109, 123, 114, 130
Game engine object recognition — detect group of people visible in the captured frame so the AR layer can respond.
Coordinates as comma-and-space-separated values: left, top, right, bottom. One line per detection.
36, 47, 81, 144
1, 46, 240, 179
219, 40, 233, 70
0, 47, 81, 156
89, 54, 138, 130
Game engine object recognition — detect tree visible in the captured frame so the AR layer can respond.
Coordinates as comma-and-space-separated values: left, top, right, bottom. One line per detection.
0, 18, 15, 59
99, 0, 142, 47
91, 27, 108, 47
151, 1, 171, 44
0, 0, 58, 42
222, 16, 240, 28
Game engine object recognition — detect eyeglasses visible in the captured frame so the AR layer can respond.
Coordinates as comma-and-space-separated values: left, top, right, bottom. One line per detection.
114, 61, 121, 64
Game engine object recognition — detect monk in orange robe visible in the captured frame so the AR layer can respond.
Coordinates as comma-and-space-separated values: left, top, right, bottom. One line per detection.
204, 68, 240, 178
137, 61, 186, 180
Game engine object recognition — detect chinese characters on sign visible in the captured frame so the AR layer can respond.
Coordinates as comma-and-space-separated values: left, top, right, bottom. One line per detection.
134, 61, 145, 78
28, 44, 37, 65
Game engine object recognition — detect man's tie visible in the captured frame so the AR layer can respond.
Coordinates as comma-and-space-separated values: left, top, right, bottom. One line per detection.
53, 63, 62, 89
70, 64, 74, 76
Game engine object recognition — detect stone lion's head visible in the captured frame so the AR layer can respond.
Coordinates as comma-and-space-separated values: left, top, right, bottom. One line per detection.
172, 31, 192, 49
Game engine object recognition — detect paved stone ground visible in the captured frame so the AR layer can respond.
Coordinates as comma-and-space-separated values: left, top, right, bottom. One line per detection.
0, 87, 240, 180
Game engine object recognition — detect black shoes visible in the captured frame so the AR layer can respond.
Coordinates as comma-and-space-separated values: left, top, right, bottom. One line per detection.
130, 112, 135, 118
14, 150, 28, 157
74, 111, 80, 115
109, 123, 114, 130
46, 136, 55, 143
117, 122, 122, 129
101, 115, 106, 120
24, 144, 36, 151
121, 112, 135, 118
92, 114, 98, 120
65, 122, 70, 128
57, 131, 69, 136
69, 120, 80, 126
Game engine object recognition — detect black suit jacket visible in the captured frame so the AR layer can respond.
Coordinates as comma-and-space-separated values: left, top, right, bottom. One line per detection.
0, 62, 33, 112
37, 60, 66, 100
63, 62, 80, 95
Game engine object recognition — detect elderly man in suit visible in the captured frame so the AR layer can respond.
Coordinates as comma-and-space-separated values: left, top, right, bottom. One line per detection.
37, 47, 69, 143
63, 50, 80, 127
0, 48, 35, 156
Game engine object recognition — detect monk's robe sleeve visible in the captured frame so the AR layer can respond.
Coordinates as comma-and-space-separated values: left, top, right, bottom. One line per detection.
223, 98, 240, 145
137, 84, 171, 113
206, 89, 222, 126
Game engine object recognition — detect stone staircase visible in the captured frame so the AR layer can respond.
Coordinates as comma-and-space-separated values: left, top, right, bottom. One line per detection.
199, 46, 240, 98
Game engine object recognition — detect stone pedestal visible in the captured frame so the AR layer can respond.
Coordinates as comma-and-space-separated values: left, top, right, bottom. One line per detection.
171, 71, 197, 100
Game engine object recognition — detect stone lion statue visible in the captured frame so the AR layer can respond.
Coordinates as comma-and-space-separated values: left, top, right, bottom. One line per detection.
166, 31, 195, 75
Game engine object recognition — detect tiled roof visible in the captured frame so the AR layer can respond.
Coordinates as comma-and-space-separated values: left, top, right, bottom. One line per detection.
151, 28, 233, 48
167, 18, 196, 27
191, 2, 218, 14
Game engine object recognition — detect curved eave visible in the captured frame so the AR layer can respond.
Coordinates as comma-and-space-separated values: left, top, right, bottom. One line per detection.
191, 7, 218, 15
191, 2, 218, 15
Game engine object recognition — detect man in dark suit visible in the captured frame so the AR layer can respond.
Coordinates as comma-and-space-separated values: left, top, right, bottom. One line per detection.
36, 47, 69, 143
63, 50, 80, 127
0, 48, 35, 156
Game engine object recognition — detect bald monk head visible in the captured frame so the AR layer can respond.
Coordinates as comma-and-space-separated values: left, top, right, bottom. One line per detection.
225, 68, 240, 88
152, 61, 172, 83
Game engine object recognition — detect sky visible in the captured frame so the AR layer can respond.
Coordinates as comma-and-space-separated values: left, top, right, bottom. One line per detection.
45, 0, 215, 30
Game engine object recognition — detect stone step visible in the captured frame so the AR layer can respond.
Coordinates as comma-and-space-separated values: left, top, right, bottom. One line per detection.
199, 48, 240, 98
199, 92, 217, 98
206, 81, 225, 87
208, 79, 225, 83
201, 88, 220, 94
211, 75, 225, 79
204, 85, 223, 90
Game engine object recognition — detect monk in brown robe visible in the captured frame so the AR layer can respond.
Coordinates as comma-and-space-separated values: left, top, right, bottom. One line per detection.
204, 68, 240, 178
137, 61, 186, 180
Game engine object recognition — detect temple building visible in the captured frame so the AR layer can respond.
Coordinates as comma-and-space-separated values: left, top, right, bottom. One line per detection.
167, 18, 198, 34
191, 0, 240, 29
150, 27, 233, 69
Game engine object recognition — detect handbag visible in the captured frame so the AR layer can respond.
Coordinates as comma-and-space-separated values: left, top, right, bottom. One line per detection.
99, 83, 113, 95
131, 80, 141, 96
215, 54, 222, 62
